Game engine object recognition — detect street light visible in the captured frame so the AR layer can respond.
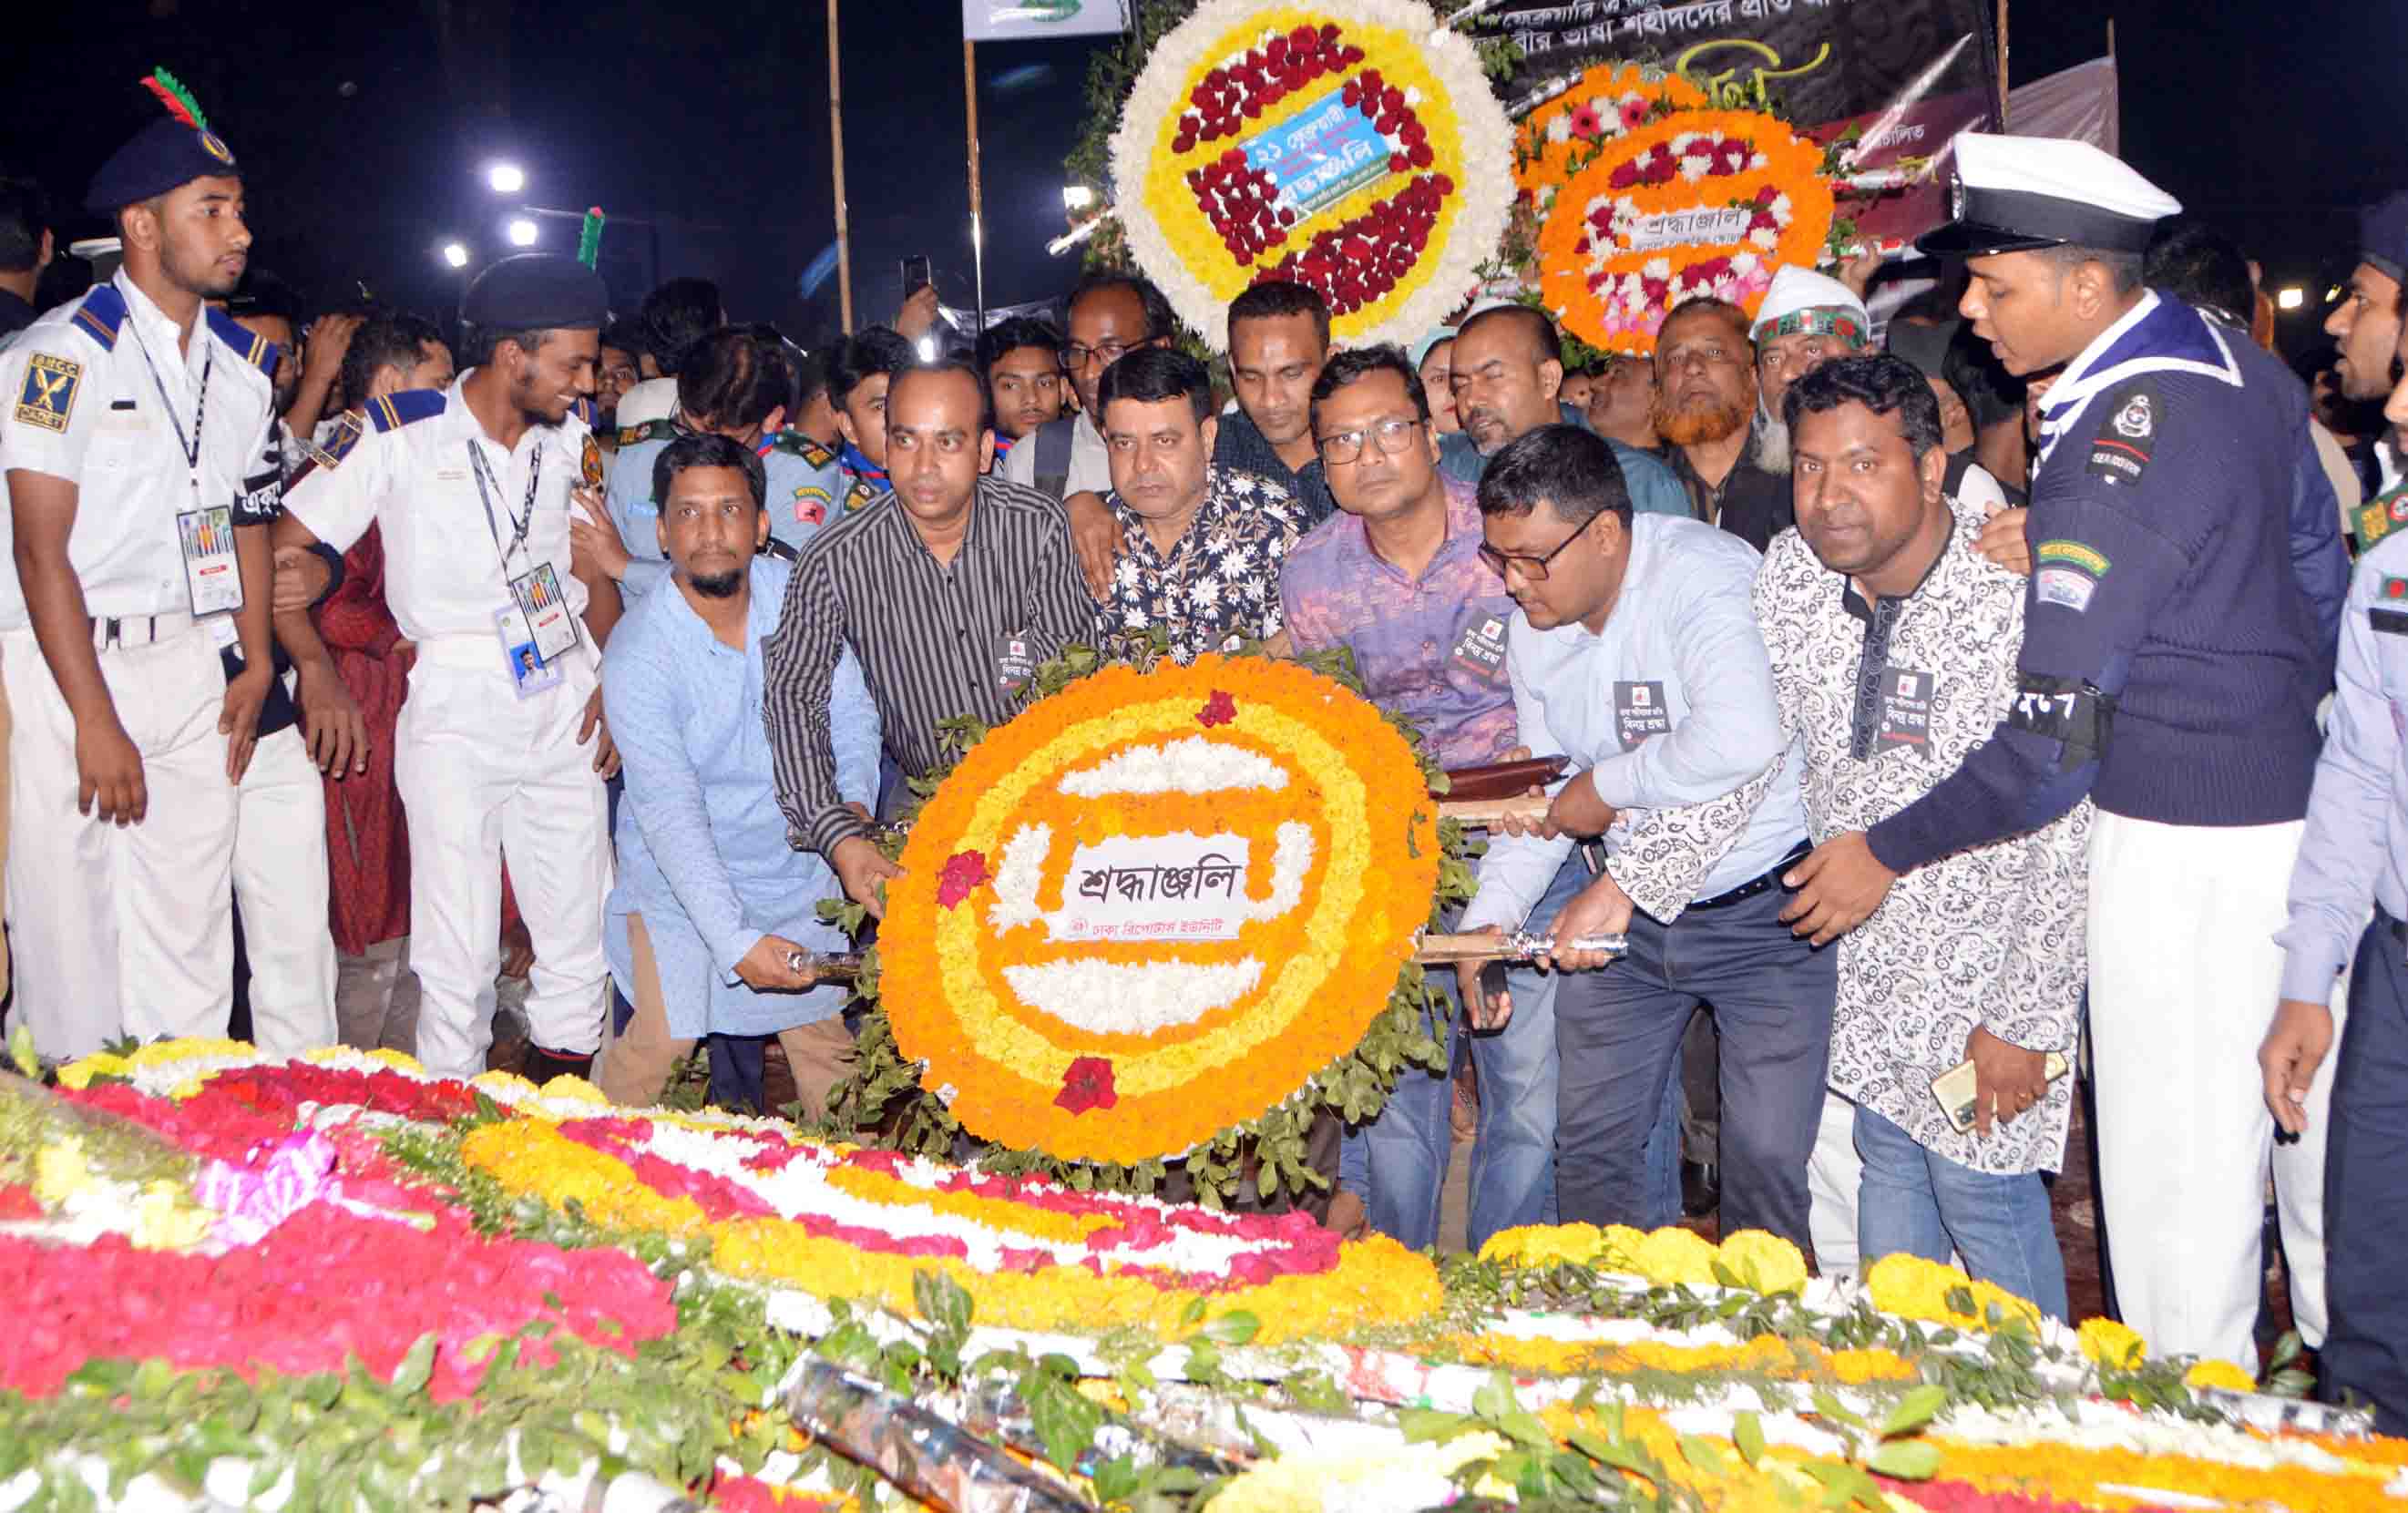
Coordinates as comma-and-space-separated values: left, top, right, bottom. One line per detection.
440, 241, 470, 269
2277, 285, 2306, 312
506, 218, 539, 248
487, 161, 526, 195
1062, 185, 1095, 211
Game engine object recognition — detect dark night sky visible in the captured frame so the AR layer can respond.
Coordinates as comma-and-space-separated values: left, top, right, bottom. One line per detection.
1, 0, 2400, 358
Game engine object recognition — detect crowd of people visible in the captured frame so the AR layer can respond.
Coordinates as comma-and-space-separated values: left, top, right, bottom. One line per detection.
6, 90, 2408, 1431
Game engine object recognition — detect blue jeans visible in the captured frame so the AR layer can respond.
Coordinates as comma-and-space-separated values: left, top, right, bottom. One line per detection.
1853, 1105, 2068, 1322
1344, 853, 1587, 1252
1554, 875, 1835, 1249
2323, 912, 2408, 1436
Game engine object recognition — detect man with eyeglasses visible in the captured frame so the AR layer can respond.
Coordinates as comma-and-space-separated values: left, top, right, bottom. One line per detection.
1457, 424, 1831, 1253
1281, 344, 1573, 1251
1001, 272, 1175, 598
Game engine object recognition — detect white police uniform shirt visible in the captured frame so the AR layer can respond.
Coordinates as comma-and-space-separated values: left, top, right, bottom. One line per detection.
0, 271, 279, 629
282, 373, 595, 651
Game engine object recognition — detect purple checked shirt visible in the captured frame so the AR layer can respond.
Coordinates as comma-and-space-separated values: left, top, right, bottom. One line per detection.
1279, 475, 1521, 769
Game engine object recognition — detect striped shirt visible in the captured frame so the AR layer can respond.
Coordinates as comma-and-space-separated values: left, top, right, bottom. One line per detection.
763, 475, 1097, 856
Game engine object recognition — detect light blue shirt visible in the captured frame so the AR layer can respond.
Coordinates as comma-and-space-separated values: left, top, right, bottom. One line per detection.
1438, 401, 1689, 520
1461, 511, 1807, 931
2278, 529, 2408, 1002
606, 435, 845, 597
602, 555, 881, 1037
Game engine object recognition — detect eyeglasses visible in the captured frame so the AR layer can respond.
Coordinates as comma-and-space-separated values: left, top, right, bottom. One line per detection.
1477, 508, 1604, 582
1061, 339, 1134, 369
1316, 415, 1424, 465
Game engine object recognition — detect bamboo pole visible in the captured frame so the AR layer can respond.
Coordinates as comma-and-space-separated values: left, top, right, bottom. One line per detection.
1995, 0, 2010, 128
829, 0, 855, 334
965, 38, 988, 337
1436, 793, 1552, 828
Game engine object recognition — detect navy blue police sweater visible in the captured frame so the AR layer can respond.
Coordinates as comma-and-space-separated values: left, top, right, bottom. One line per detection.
1868, 292, 2346, 874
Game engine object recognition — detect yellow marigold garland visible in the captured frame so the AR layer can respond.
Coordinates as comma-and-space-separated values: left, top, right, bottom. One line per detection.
461, 1116, 1444, 1343
877, 653, 1440, 1166
1479, 1222, 1805, 1294
1864, 1252, 2043, 1335
1453, 1331, 1916, 1385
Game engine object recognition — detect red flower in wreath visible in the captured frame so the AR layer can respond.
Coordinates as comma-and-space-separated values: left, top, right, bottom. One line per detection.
1054, 1057, 1118, 1115
936, 850, 991, 909
1197, 690, 1238, 728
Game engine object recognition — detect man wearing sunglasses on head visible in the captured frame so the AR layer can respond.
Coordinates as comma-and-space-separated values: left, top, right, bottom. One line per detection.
1456, 424, 1832, 1255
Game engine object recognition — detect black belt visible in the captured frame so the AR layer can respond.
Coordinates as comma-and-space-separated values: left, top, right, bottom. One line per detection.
1689, 840, 1813, 912
2380, 906, 2404, 945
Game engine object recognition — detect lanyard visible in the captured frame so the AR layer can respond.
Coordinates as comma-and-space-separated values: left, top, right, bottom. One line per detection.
466, 438, 542, 571
125, 320, 211, 489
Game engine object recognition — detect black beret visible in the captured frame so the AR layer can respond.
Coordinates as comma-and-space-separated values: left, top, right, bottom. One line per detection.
85, 117, 240, 215
462, 253, 610, 332
2359, 192, 2408, 286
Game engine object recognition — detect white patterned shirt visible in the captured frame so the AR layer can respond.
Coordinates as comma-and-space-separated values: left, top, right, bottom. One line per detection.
1755, 501, 2090, 1174
1101, 465, 1297, 663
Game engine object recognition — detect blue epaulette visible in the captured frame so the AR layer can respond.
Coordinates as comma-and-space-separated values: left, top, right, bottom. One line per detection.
205, 307, 281, 375
361, 388, 449, 434
569, 396, 598, 427
69, 284, 127, 351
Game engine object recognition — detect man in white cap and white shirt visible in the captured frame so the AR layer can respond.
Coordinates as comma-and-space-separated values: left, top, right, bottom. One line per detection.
1751, 264, 1873, 470
272, 252, 625, 1082
1781, 134, 2348, 1370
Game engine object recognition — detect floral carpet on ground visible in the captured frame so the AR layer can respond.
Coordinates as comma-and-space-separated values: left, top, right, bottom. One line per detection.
2, 1038, 2403, 1513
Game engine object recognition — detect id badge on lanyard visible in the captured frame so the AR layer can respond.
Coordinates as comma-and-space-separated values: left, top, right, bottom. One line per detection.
468, 439, 576, 698
177, 504, 242, 615
134, 327, 241, 617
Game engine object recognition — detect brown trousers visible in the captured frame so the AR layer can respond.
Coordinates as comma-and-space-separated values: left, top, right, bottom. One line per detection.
596, 914, 856, 1118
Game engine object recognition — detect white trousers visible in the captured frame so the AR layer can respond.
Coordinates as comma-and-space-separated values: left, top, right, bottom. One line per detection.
2088, 811, 2341, 1365
393, 648, 611, 1079
233, 724, 337, 1056
3, 622, 238, 1058
1808, 1089, 1862, 1279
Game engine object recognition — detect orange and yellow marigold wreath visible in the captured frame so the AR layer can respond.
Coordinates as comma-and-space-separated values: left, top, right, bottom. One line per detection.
1535, 107, 1835, 354
872, 653, 1440, 1168
1512, 63, 1708, 213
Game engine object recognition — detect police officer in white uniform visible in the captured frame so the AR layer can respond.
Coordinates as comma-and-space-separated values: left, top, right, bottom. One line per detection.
0, 90, 291, 1058
273, 254, 623, 1080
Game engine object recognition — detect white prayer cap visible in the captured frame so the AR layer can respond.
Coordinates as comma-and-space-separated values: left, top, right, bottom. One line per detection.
1750, 265, 1870, 344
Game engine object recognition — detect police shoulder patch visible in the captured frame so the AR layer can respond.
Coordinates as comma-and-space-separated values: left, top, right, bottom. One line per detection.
769, 429, 837, 467
843, 477, 885, 513
14, 353, 82, 434
2085, 379, 2160, 487
70, 284, 126, 351
310, 411, 365, 471
793, 484, 832, 526
363, 388, 449, 434
616, 419, 672, 448
205, 307, 280, 375
581, 433, 604, 488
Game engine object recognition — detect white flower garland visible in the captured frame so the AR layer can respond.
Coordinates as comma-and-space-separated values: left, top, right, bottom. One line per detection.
1108, 0, 1515, 349
1001, 957, 1267, 1035
1058, 735, 1290, 798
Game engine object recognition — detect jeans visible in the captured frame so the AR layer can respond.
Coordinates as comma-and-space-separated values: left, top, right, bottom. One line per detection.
2323, 912, 2408, 1436
1554, 875, 1835, 1250
1853, 1106, 2068, 1322
1346, 852, 1586, 1252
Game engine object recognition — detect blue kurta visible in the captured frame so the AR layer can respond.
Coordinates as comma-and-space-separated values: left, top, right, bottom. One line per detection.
601, 556, 881, 1036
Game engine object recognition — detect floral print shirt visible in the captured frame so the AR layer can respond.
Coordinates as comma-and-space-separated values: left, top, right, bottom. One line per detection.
1755, 501, 2091, 1175
1102, 466, 1299, 663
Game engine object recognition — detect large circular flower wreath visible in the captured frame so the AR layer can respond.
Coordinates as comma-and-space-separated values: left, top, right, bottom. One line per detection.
1536, 107, 1836, 354
1111, 0, 1515, 349
832, 647, 1461, 1201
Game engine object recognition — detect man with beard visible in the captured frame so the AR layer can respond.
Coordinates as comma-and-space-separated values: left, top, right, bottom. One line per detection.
0, 87, 288, 1058
593, 433, 876, 1113
1784, 136, 2347, 1373
274, 253, 625, 1081
1651, 297, 1796, 551
1750, 266, 1871, 473
1440, 302, 1686, 516
1217, 281, 1337, 527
